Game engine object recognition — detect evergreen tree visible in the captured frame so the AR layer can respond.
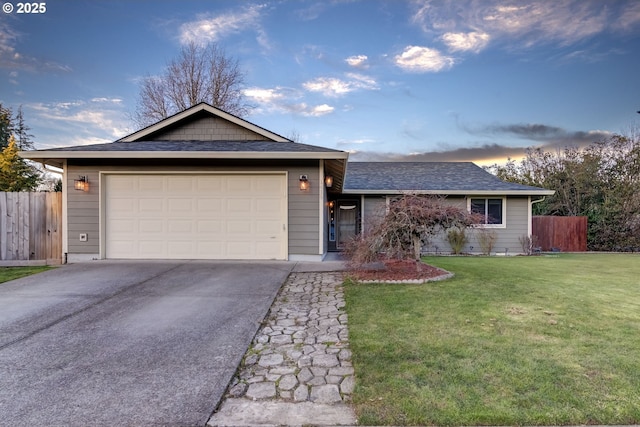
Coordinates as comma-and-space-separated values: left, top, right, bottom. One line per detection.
14, 106, 34, 150
0, 136, 41, 191
0, 103, 13, 149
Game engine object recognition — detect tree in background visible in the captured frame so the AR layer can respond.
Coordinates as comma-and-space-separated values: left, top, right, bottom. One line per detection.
487, 129, 640, 250
0, 104, 13, 148
0, 136, 41, 191
134, 42, 249, 127
14, 106, 35, 150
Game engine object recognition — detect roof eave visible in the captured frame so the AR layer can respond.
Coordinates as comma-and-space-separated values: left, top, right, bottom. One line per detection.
342, 189, 555, 196
19, 150, 349, 161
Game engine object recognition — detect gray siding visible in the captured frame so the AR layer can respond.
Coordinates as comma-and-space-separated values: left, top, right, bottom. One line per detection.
428, 197, 530, 254
66, 160, 321, 258
150, 116, 266, 141
67, 167, 100, 254
361, 195, 531, 255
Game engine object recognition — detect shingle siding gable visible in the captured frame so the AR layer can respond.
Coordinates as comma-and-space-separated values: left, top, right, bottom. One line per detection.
149, 115, 267, 141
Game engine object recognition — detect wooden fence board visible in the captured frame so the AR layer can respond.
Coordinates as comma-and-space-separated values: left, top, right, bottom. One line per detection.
532, 216, 587, 252
0, 192, 62, 263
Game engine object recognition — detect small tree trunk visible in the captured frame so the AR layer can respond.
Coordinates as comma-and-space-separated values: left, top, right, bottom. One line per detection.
412, 234, 421, 261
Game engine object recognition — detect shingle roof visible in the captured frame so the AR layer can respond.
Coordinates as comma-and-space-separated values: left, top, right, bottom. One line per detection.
343, 162, 551, 194
39, 140, 343, 153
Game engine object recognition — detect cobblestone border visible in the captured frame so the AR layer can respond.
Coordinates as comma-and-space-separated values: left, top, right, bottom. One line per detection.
354, 271, 454, 284
225, 271, 354, 405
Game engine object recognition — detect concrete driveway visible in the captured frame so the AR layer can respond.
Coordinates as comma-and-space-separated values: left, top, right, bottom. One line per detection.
0, 260, 294, 426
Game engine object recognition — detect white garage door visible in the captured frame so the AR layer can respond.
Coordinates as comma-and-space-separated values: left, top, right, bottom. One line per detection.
104, 174, 287, 260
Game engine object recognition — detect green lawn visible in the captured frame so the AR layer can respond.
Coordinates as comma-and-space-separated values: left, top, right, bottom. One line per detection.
345, 254, 640, 426
0, 266, 51, 285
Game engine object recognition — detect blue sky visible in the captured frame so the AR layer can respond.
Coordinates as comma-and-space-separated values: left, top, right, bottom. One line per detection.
1, 0, 640, 165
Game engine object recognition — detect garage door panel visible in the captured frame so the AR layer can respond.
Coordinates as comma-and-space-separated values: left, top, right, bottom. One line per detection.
227, 198, 252, 213
226, 178, 252, 192
139, 177, 164, 191
226, 221, 251, 234
257, 198, 282, 214
105, 174, 286, 260
197, 198, 223, 212
109, 219, 136, 233
167, 176, 193, 192
139, 220, 164, 233
168, 241, 194, 257
197, 220, 223, 233
256, 220, 281, 235
138, 241, 165, 256
139, 199, 164, 212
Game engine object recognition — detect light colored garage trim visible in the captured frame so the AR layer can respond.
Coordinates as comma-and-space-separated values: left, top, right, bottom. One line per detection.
318, 161, 325, 257
99, 171, 288, 260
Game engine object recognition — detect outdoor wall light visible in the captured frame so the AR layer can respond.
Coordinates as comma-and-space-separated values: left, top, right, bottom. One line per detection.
74, 176, 89, 192
299, 175, 309, 191
324, 175, 333, 188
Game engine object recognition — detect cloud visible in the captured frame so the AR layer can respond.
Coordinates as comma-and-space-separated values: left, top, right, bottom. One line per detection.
29, 99, 129, 147
303, 73, 379, 97
394, 46, 454, 72
349, 143, 527, 163
303, 77, 352, 97
462, 122, 612, 149
411, 0, 639, 52
244, 86, 335, 117
304, 104, 334, 117
0, 20, 71, 73
441, 32, 490, 53
345, 54, 369, 68
179, 4, 265, 45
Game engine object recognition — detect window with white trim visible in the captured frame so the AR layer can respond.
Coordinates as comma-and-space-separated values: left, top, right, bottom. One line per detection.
469, 198, 505, 226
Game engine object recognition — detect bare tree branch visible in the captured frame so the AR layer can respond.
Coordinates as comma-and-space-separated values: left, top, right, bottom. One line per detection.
133, 42, 249, 128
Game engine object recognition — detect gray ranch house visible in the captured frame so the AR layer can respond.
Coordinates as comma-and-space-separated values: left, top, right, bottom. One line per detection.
22, 103, 553, 262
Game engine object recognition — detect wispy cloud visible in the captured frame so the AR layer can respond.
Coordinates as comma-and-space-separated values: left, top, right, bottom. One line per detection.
394, 45, 454, 72
411, 0, 638, 54
303, 73, 379, 97
0, 20, 71, 73
28, 99, 129, 148
345, 54, 369, 69
179, 4, 265, 45
441, 32, 490, 53
244, 86, 335, 117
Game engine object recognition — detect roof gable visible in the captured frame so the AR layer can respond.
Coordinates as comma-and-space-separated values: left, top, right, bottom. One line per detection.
119, 102, 290, 143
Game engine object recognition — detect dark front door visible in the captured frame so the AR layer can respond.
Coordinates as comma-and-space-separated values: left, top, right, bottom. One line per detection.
336, 200, 359, 249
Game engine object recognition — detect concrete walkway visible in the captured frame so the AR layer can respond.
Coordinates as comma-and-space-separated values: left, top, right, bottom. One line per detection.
208, 259, 357, 426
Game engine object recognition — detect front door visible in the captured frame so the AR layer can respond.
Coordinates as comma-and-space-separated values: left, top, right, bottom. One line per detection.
336, 200, 359, 249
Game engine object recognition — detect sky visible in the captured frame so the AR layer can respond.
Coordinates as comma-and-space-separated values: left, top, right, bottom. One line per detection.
1, 0, 640, 166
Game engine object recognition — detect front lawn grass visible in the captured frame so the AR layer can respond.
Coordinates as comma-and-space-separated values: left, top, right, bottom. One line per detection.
344, 254, 640, 426
0, 266, 50, 285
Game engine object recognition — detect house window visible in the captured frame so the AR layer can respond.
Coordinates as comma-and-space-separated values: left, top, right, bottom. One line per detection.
470, 198, 504, 226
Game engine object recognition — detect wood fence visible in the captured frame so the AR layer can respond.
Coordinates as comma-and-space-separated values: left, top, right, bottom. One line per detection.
532, 216, 587, 252
0, 192, 62, 264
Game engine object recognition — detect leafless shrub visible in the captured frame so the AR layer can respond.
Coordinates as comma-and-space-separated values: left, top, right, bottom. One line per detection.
344, 194, 482, 269
447, 227, 468, 254
519, 234, 539, 255
476, 229, 498, 255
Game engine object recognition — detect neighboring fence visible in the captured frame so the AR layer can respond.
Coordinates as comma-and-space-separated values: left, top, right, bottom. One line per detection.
532, 216, 587, 252
0, 192, 62, 264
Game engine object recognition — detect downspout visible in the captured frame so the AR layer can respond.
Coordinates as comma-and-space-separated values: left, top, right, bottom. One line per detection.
529, 196, 546, 237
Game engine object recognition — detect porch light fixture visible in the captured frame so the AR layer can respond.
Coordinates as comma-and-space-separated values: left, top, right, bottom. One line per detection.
324, 175, 333, 188
299, 175, 309, 191
74, 176, 89, 192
